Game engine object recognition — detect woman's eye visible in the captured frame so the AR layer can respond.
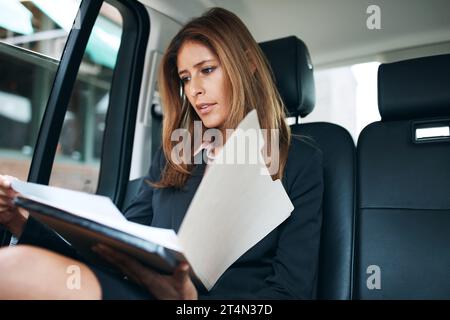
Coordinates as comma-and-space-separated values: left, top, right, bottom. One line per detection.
180, 67, 215, 84
202, 66, 216, 74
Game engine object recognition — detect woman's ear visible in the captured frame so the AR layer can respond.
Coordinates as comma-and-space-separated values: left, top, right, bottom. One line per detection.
245, 49, 257, 74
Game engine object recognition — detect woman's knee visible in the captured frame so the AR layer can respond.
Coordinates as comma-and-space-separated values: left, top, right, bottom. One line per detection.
0, 245, 38, 272
0, 245, 101, 299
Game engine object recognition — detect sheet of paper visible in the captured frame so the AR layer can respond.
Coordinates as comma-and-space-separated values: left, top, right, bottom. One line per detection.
11, 180, 182, 252
118, 220, 182, 252
12, 180, 126, 223
178, 110, 294, 290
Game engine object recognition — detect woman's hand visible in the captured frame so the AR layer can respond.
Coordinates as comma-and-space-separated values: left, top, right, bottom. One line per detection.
92, 244, 198, 300
0, 175, 29, 237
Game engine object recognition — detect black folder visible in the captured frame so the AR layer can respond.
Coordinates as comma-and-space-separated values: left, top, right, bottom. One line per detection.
14, 196, 185, 275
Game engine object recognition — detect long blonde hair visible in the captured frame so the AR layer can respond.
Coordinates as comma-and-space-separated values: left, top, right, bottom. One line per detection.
154, 7, 291, 189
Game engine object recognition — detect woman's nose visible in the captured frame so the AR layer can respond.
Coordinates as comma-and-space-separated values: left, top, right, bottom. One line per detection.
189, 77, 204, 97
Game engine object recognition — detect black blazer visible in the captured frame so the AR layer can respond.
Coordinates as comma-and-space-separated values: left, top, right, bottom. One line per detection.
18, 136, 324, 299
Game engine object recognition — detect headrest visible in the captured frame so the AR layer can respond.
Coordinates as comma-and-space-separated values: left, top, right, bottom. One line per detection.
378, 54, 450, 121
259, 36, 315, 118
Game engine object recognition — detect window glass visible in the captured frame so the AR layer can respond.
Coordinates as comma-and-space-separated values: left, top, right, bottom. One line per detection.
0, 0, 81, 180
302, 61, 381, 143
49, 2, 123, 193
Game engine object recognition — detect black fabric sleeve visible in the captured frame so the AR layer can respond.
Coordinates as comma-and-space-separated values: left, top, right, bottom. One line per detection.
122, 147, 165, 225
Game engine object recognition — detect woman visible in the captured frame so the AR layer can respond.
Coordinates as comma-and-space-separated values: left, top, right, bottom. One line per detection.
0, 7, 323, 299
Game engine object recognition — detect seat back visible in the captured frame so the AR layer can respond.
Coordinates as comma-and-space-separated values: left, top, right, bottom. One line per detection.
260, 36, 355, 299
354, 54, 450, 299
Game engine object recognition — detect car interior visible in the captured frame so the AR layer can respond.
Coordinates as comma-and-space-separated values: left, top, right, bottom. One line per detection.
0, 0, 449, 299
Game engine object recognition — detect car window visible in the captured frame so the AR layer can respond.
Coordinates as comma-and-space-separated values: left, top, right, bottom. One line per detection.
1, 1, 124, 195
302, 61, 381, 143
48, 2, 123, 193
0, 0, 81, 181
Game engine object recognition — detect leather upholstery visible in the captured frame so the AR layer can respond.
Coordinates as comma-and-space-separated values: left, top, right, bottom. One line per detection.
293, 124, 355, 300
378, 54, 450, 121
261, 36, 356, 299
259, 36, 315, 117
355, 54, 450, 299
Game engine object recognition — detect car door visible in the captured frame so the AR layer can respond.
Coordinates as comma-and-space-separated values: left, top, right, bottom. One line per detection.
0, 0, 149, 245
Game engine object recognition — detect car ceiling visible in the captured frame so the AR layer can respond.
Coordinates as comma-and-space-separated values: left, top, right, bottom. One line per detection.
139, 0, 450, 68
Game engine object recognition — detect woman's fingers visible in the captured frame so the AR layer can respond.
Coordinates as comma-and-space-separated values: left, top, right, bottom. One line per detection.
0, 175, 9, 187
0, 195, 14, 206
173, 262, 190, 284
0, 175, 14, 188
0, 195, 15, 220
0, 176, 19, 198
0, 193, 17, 215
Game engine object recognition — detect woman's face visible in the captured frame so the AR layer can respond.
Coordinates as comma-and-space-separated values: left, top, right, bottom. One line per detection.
177, 40, 231, 129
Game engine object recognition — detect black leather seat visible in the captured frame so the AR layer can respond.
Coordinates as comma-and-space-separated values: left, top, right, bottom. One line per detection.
354, 54, 450, 299
260, 36, 356, 300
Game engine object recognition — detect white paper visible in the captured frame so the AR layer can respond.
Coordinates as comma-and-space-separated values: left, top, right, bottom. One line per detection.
178, 110, 294, 290
12, 180, 126, 223
117, 220, 182, 252
11, 180, 182, 252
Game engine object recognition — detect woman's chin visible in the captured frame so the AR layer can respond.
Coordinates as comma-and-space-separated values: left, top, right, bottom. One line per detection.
201, 116, 225, 129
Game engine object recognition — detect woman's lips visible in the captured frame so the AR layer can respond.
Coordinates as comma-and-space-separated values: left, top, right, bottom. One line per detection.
199, 103, 216, 115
